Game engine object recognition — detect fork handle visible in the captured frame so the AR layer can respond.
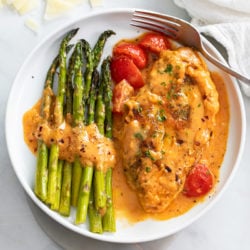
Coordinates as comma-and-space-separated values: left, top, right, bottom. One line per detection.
200, 45, 250, 85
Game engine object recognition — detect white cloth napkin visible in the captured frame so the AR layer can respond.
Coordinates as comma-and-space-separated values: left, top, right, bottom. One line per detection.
174, 0, 250, 96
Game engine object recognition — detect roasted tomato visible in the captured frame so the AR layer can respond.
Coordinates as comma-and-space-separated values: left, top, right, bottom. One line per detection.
113, 42, 147, 69
139, 32, 171, 53
183, 164, 213, 197
112, 79, 134, 114
110, 55, 144, 88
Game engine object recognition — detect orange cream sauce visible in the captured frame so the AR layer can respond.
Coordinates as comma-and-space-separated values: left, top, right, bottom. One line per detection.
23, 102, 116, 171
112, 72, 229, 223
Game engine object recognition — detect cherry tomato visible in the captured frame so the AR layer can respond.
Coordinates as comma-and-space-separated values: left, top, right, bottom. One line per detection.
113, 43, 147, 69
110, 55, 144, 88
112, 79, 134, 114
139, 32, 171, 53
183, 164, 213, 197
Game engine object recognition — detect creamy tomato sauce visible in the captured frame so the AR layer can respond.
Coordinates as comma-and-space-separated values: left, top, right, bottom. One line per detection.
23, 102, 116, 172
112, 66, 229, 222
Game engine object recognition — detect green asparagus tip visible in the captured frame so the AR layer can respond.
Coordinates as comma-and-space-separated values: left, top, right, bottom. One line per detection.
62, 28, 79, 44
66, 44, 74, 53
71, 28, 80, 36
104, 30, 116, 36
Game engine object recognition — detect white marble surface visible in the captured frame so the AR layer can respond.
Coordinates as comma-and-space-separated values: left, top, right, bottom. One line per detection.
1, 1, 250, 249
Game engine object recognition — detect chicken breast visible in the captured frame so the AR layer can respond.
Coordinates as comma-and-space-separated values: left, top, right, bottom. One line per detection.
115, 47, 219, 213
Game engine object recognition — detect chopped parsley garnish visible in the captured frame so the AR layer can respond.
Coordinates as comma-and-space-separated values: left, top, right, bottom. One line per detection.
157, 64, 173, 75
145, 150, 155, 161
157, 109, 167, 122
145, 166, 151, 173
164, 64, 173, 74
134, 132, 143, 140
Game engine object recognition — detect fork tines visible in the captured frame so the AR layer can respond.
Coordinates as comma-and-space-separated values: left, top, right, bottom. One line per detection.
130, 10, 181, 39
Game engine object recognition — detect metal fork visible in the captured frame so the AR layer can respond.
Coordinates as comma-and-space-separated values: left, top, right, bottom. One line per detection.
131, 9, 250, 85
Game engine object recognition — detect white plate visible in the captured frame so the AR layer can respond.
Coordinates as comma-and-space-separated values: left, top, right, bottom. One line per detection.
5, 8, 246, 243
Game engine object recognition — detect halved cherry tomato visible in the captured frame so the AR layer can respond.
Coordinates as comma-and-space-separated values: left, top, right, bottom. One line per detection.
139, 32, 171, 53
113, 43, 147, 69
112, 79, 134, 114
110, 55, 144, 88
183, 164, 213, 197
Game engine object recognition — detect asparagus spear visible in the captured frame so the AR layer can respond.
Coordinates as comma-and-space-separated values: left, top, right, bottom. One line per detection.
88, 57, 116, 232
84, 32, 116, 215
34, 54, 58, 201
47, 28, 78, 206
75, 165, 93, 224
72, 42, 84, 126
65, 46, 76, 117
81, 39, 93, 104
90, 32, 116, 215
75, 70, 99, 225
93, 62, 106, 213
88, 185, 103, 233
35, 141, 49, 202
92, 30, 115, 68
101, 57, 116, 232
85, 70, 103, 233
71, 158, 82, 207
71, 41, 85, 207
54, 28, 79, 126
102, 57, 113, 139
51, 159, 63, 211
59, 161, 72, 216
58, 46, 77, 216
87, 69, 99, 124
102, 168, 115, 231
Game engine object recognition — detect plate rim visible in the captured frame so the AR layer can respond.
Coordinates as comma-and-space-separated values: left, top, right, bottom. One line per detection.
5, 7, 246, 243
